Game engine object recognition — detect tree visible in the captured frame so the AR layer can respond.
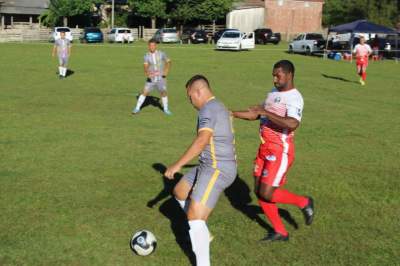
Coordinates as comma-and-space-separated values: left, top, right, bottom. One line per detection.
41, 0, 102, 27
129, 0, 167, 28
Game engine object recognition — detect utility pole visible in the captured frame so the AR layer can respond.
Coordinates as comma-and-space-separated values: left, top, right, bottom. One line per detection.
111, 0, 115, 28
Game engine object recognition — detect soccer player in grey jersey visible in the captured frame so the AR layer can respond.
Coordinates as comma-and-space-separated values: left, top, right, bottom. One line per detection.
132, 39, 172, 115
165, 75, 237, 266
52, 31, 71, 79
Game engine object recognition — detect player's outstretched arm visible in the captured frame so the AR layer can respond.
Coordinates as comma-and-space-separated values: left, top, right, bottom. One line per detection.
165, 130, 212, 179
163, 60, 171, 77
52, 45, 56, 57
251, 108, 299, 131
231, 110, 259, 120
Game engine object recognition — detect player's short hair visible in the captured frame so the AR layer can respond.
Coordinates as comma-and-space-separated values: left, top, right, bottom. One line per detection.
148, 38, 157, 44
185, 75, 210, 89
273, 60, 295, 76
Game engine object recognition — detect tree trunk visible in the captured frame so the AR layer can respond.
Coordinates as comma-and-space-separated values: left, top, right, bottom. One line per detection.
63, 16, 68, 27
151, 17, 156, 29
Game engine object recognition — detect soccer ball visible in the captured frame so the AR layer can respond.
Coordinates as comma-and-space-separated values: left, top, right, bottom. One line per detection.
130, 230, 157, 256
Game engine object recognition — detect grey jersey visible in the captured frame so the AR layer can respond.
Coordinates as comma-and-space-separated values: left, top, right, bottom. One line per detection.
197, 97, 237, 171
54, 39, 70, 58
144, 50, 169, 82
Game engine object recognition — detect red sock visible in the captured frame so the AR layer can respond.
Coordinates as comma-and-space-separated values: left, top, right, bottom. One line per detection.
258, 199, 288, 236
271, 188, 308, 208
362, 72, 367, 81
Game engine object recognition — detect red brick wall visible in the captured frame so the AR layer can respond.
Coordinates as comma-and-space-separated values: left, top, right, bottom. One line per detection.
264, 0, 323, 36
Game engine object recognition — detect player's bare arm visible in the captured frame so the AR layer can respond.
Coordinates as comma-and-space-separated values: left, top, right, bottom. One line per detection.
165, 130, 212, 179
52, 45, 56, 57
163, 60, 171, 77
144, 63, 153, 78
232, 109, 259, 120
250, 107, 299, 131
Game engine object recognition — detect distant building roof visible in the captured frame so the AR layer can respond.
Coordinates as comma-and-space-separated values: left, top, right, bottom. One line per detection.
0, 0, 49, 15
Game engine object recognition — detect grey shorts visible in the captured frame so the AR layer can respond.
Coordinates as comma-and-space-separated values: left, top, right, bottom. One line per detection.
144, 79, 167, 93
183, 163, 236, 209
58, 56, 69, 66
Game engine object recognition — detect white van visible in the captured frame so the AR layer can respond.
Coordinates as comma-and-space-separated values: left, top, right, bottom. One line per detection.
216, 30, 255, 51
51, 27, 73, 42
108, 28, 134, 43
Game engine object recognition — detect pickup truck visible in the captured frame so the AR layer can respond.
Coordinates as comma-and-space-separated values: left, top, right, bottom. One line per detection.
288, 33, 326, 55
254, 28, 281, 45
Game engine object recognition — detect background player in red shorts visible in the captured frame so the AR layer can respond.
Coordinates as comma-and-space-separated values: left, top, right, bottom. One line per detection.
232, 60, 314, 242
353, 35, 372, 86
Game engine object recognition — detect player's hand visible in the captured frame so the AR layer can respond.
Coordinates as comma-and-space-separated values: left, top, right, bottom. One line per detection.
165, 163, 181, 180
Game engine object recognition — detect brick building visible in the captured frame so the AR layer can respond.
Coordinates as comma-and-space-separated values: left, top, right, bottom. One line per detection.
228, 0, 324, 38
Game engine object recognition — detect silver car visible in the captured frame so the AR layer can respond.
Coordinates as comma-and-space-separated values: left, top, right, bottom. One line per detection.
153, 28, 180, 43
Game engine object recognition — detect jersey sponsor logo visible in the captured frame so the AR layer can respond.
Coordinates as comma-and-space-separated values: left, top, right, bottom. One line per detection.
297, 108, 302, 117
266, 155, 276, 161
274, 97, 281, 103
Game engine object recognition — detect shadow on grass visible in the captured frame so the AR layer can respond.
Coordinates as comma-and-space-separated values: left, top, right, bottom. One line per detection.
224, 176, 299, 234
55, 69, 74, 78
136, 95, 163, 111
321, 73, 359, 84
147, 163, 195, 266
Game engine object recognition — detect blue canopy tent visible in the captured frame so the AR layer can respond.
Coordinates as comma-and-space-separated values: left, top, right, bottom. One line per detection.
325, 20, 398, 61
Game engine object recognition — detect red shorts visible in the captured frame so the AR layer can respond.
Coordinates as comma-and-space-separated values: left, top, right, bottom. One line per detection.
253, 142, 294, 187
356, 57, 368, 67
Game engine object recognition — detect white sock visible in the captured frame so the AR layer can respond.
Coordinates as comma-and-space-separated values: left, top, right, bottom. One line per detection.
175, 197, 189, 212
189, 220, 210, 266
135, 94, 146, 110
162, 96, 168, 111
63, 67, 67, 77
58, 67, 62, 75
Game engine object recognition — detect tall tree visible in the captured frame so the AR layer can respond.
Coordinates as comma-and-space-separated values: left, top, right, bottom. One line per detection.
129, 0, 167, 28
41, 0, 102, 26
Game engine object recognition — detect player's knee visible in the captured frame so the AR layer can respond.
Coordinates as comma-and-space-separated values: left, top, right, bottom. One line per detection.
259, 187, 273, 201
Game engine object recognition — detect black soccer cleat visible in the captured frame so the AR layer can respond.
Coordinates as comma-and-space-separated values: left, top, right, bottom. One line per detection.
260, 232, 289, 242
301, 196, 314, 226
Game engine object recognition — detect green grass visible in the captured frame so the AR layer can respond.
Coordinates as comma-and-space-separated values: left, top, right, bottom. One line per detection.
1, 41, 399, 265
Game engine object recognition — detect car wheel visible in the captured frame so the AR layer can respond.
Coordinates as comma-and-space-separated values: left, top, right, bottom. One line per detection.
288, 46, 293, 54
306, 47, 311, 56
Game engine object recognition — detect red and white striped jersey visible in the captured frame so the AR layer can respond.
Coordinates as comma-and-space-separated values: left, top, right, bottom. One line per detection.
260, 88, 304, 147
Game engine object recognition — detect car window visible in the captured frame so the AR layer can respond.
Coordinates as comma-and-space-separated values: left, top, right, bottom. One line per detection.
163, 29, 177, 33
57, 28, 70, 32
222, 32, 240, 38
110, 29, 116, 34
306, 34, 324, 40
86, 28, 101, 33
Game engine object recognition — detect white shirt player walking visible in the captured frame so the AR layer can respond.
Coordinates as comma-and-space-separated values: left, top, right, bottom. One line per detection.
52, 31, 71, 79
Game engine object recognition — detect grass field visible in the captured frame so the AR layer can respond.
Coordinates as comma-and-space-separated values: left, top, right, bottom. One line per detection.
1, 41, 399, 265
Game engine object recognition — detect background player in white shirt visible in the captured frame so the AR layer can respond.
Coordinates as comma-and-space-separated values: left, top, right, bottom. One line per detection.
232, 60, 314, 242
52, 31, 71, 79
353, 35, 372, 86
132, 39, 172, 115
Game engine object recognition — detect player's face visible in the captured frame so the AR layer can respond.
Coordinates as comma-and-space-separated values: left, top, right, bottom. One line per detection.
272, 67, 292, 90
186, 87, 200, 109
60, 32, 65, 39
360, 37, 365, 44
148, 42, 157, 53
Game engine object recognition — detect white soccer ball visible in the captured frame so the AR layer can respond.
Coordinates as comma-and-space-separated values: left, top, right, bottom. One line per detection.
130, 230, 157, 256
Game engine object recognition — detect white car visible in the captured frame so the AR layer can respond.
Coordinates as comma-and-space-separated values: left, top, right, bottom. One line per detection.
51, 27, 73, 42
108, 28, 134, 43
216, 30, 255, 51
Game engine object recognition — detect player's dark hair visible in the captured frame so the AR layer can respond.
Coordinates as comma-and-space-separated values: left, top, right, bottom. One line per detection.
185, 75, 210, 89
148, 38, 157, 44
273, 60, 295, 76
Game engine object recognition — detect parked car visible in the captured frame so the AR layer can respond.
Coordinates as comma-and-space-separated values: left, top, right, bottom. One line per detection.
213, 28, 238, 43
50, 27, 73, 42
216, 30, 255, 51
181, 29, 208, 44
153, 28, 180, 43
108, 28, 134, 43
80, 27, 103, 43
254, 28, 281, 44
288, 33, 326, 55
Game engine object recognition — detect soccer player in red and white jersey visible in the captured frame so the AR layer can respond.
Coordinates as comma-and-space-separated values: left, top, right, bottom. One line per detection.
353, 35, 372, 86
232, 60, 314, 242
